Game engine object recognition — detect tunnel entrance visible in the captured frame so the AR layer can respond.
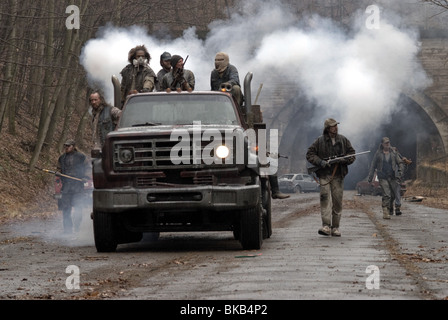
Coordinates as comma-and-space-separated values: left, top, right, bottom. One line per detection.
276, 93, 444, 189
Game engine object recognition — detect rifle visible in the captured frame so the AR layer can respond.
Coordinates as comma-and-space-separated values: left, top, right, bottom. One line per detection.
307, 151, 371, 174
35, 166, 83, 182
171, 55, 189, 90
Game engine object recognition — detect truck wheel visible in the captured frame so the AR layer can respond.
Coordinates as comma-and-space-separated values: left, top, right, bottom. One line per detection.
93, 211, 118, 252
239, 206, 263, 250
233, 224, 241, 240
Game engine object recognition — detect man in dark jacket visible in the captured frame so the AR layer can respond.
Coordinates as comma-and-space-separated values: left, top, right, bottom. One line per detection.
210, 52, 243, 107
368, 137, 403, 219
209, 53, 286, 199
156, 51, 171, 91
306, 118, 356, 236
57, 139, 89, 234
120, 45, 157, 106
161, 55, 195, 91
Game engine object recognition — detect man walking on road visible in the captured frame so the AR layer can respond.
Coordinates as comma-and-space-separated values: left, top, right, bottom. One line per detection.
368, 137, 404, 219
57, 139, 89, 234
306, 118, 356, 237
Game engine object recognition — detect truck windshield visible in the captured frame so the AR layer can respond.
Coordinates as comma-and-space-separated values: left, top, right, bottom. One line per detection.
119, 94, 239, 128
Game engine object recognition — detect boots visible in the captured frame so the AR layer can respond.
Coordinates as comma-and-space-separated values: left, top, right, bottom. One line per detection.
383, 207, 391, 220
269, 175, 290, 199
395, 205, 402, 216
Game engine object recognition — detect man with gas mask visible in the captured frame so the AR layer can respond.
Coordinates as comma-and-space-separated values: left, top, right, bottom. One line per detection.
120, 45, 157, 107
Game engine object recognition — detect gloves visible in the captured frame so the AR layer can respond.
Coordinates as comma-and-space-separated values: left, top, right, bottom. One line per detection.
320, 160, 330, 168
368, 178, 372, 183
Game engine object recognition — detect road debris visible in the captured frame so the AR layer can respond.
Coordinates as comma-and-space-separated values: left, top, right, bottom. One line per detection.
404, 196, 426, 202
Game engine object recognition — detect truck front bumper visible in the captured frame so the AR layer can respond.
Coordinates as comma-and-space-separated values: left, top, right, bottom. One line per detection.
93, 185, 260, 213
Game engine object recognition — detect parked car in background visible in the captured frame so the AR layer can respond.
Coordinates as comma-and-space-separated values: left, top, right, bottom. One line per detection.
356, 175, 382, 196
356, 174, 406, 196
278, 173, 320, 193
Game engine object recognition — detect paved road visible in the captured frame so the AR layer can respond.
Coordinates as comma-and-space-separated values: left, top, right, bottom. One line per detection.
0, 190, 447, 305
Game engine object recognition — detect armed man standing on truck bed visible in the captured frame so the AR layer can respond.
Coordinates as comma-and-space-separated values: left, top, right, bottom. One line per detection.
209, 52, 289, 200
306, 118, 356, 237
161, 55, 195, 91
210, 52, 244, 107
155, 51, 172, 91
120, 45, 157, 106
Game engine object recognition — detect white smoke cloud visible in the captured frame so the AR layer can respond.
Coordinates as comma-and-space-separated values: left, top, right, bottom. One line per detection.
80, 0, 431, 146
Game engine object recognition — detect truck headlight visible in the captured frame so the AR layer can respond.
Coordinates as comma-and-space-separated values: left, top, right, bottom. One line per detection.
119, 148, 134, 164
216, 145, 230, 159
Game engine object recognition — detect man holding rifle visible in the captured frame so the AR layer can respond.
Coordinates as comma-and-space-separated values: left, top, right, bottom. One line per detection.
161, 55, 195, 91
306, 118, 356, 237
57, 139, 89, 234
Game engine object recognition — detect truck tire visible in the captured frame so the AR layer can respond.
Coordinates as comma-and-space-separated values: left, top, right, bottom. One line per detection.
239, 206, 263, 250
93, 211, 118, 252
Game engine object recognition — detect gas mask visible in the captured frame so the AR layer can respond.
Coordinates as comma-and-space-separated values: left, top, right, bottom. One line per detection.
133, 57, 148, 67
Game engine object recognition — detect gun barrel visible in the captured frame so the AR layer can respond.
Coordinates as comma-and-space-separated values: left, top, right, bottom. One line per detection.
35, 166, 83, 182
307, 150, 370, 174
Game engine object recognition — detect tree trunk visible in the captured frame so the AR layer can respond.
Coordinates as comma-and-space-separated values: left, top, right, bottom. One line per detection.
28, 0, 55, 170
0, 0, 18, 133
43, 29, 74, 150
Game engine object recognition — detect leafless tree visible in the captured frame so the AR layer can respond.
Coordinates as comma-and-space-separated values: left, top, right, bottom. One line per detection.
423, 0, 448, 10
0, 0, 233, 170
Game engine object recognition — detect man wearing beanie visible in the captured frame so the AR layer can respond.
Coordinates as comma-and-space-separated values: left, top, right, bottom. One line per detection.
156, 51, 172, 91
57, 139, 89, 234
161, 55, 195, 91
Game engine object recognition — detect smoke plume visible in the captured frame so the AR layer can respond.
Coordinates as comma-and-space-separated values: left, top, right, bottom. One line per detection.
80, 0, 431, 147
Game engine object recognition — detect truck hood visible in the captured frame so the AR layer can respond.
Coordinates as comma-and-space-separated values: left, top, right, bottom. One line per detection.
111, 124, 244, 137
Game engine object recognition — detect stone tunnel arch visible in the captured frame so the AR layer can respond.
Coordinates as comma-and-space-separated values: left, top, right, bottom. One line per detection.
268, 92, 447, 189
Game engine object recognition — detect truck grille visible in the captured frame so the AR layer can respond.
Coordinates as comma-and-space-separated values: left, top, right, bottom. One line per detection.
112, 136, 233, 172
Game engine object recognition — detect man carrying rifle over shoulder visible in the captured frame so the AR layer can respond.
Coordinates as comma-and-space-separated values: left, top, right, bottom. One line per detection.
161, 55, 195, 92
306, 118, 356, 237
